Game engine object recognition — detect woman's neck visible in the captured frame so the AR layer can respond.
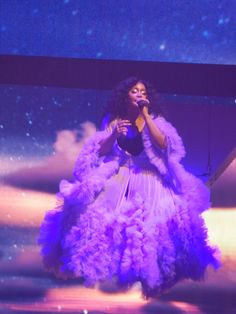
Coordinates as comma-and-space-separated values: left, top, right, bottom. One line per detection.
125, 106, 140, 123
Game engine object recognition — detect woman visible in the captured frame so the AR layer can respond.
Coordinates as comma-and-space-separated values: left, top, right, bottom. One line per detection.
39, 77, 220, 298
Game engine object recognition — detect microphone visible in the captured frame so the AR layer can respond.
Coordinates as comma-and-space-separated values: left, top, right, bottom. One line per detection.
137, 99, 150, 109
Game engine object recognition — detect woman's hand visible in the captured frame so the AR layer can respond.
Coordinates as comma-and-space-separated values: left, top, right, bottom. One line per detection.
139, 105, 149, 119
112, 119, 131, 137
99, 119, 131, 156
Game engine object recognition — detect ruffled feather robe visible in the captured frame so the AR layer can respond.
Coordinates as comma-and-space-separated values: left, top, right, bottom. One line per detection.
38, 116, 220, 297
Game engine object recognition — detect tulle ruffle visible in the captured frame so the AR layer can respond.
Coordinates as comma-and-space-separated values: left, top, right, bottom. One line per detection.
39, 188, 220, 297
38, 116, 220, 298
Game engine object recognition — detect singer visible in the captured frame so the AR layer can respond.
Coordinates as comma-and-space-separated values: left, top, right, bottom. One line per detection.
39, 77, 220, 298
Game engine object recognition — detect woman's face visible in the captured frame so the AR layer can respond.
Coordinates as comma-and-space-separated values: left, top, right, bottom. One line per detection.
127, 82, 147, 107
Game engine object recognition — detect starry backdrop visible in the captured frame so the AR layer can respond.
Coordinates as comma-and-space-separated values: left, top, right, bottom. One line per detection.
0, 0, 236, 65
0, 85, 108, 156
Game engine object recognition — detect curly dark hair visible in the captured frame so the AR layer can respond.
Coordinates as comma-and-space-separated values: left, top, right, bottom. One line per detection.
102, 77, 162, 124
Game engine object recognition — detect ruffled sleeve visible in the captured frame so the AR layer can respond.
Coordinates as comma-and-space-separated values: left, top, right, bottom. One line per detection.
156, 116, 186, 162
73, 130, 109, 180
142, 116, 185, 193
59, 129, 120, 205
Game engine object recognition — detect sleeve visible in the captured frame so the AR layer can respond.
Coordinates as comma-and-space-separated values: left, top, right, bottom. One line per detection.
73, 117, 119, 181
59, 127, 120, 204
142, 116, 185, 193
73, 130, 110, 180
155, 116, 186, 162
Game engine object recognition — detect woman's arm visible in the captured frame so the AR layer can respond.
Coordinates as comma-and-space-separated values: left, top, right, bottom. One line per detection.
141, 107, 167, 150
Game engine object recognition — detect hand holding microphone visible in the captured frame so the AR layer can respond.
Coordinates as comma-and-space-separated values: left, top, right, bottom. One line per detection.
137, 99, 150, 109
136, 99, 150, 117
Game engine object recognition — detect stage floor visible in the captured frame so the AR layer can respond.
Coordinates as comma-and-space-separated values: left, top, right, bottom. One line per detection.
0, 273, 236, 314
0, 224, 236, 314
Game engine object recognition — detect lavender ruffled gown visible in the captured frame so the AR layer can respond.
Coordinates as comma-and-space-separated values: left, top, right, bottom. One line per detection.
39, 116, 220, 297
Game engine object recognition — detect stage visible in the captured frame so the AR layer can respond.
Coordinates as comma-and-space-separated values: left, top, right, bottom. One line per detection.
0, 189, 235, 314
